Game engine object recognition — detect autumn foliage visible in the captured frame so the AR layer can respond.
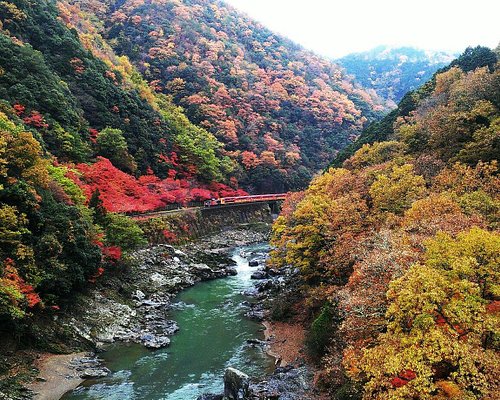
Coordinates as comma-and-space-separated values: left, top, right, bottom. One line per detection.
269, 54, 500, 399
0, 259, 41, 319
55, 0, 385, 191
71, 157, 247, 213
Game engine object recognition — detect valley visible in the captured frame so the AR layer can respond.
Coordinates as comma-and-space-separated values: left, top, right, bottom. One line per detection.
0, 1, 498, 399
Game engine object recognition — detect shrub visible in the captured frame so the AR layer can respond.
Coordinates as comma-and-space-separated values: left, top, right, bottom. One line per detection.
103, 213, 147, 251
305, 302, 338, 361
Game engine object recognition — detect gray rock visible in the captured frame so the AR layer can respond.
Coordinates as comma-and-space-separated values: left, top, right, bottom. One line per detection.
174, 249, 187, 257
165, 276, 184, 289
79, 367, 110, 379
192, 263, 211, 270
224, 367, 250, 400
246, 338, 265, 346
150, 273, 168, 287
250, 270, 268, 280
248, 365, 315, 399
248, 260, 259, 267
140, 333, 171, 349
132, 290, 146, 301
196, 395, 223, 400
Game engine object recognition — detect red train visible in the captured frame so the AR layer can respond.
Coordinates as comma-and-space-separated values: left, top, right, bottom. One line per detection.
204, 193, 288, 207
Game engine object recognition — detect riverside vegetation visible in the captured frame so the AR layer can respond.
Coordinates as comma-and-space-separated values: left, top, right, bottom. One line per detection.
0, 0, 382, 339
269, 46, 500, 399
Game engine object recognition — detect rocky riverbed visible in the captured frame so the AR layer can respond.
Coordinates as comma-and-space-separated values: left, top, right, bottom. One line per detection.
196, 260, 320, 400
62, 226, 272, 353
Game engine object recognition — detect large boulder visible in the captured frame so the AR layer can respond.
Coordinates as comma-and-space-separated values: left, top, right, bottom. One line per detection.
224, 367, 250, 399
250, 269, 268, 280
197, 395, 223, 400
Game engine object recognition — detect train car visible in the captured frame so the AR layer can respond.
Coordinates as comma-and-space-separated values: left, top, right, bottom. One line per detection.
204, 193, 287, 207
204, 198, 219, 207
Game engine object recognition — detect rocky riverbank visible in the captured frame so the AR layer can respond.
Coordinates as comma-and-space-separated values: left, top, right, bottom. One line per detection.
13, 224, 270, 400
10, 222, 320, 400
64, 225, 272, 350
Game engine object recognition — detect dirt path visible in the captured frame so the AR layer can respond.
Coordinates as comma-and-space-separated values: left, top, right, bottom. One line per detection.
26, 353, 86, 400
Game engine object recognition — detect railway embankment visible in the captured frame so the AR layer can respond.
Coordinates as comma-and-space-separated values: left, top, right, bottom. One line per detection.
137, 202, 274, 244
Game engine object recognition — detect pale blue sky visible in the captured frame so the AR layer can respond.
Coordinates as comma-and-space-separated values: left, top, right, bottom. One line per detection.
224, 0, 499, 58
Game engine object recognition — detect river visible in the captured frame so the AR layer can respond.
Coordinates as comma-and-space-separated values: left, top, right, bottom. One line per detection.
62, 243, 274, 400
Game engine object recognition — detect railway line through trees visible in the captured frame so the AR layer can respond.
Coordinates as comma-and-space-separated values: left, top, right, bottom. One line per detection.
128, 193, 288, 219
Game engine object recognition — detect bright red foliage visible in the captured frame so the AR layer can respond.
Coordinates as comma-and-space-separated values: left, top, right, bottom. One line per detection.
390, 377, 408, 388
390, 370, 416, 388
70, 157, 247, 213
399, 370, 416, 381
23, 111, 49, 128
13, 103, 25, 116
162, 230, 178, 243
3, 259, 42, 308
102, 246, 122, 263
73, 157, 165, 212
88, 128, 99, 143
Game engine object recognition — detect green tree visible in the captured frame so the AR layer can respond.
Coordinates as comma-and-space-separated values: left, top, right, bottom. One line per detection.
103, 213, 146, 251
88, 189, 107, 225
96, 127, 137, 173
306, 302, 339, 361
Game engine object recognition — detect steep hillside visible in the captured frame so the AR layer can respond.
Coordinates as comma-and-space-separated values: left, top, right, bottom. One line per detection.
332, 45, 499, 167
337, 46, 454, 105
61, 0, 385, 191
0, 0, 236, 182
0, 0, 381, 351
269, 48, 499, 399
0, 0, 247, 354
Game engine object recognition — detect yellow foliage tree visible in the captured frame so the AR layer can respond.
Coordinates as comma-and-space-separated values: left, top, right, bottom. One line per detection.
369, 164, 426, 215
347, 228, 500, 399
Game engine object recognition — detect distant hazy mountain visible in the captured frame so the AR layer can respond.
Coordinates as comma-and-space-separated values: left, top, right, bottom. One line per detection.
336, 46, 455, 105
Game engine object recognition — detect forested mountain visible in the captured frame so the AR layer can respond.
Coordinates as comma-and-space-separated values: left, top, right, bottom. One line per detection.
59, 0, 385, 192
2, 0, 497, 398
337, 46, 454, 105
0, 0, 380, 342
270, 46, 499, 399
332, 45, 499, 167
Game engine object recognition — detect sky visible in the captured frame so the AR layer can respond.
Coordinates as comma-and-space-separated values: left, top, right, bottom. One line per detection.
223, 0, 500, 58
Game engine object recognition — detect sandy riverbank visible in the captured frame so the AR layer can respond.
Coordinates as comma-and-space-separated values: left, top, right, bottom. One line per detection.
263, 320, 305, 367
25, 353, 86, 400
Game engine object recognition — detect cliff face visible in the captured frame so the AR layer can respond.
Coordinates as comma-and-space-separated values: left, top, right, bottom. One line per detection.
138, 202, 274, 243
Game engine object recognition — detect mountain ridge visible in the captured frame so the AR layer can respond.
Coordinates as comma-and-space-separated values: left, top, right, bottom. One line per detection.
336, 45, 455, 105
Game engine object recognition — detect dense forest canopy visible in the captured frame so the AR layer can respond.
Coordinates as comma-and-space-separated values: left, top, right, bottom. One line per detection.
270, 46, 500, 399
0, 1, 498, 398
59, 0, 385, 192
0, 0, 381, 331
331, 45, 499, 167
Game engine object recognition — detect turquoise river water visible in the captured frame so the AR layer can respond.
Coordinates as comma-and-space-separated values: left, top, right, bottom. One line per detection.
63, 243, 274, 400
